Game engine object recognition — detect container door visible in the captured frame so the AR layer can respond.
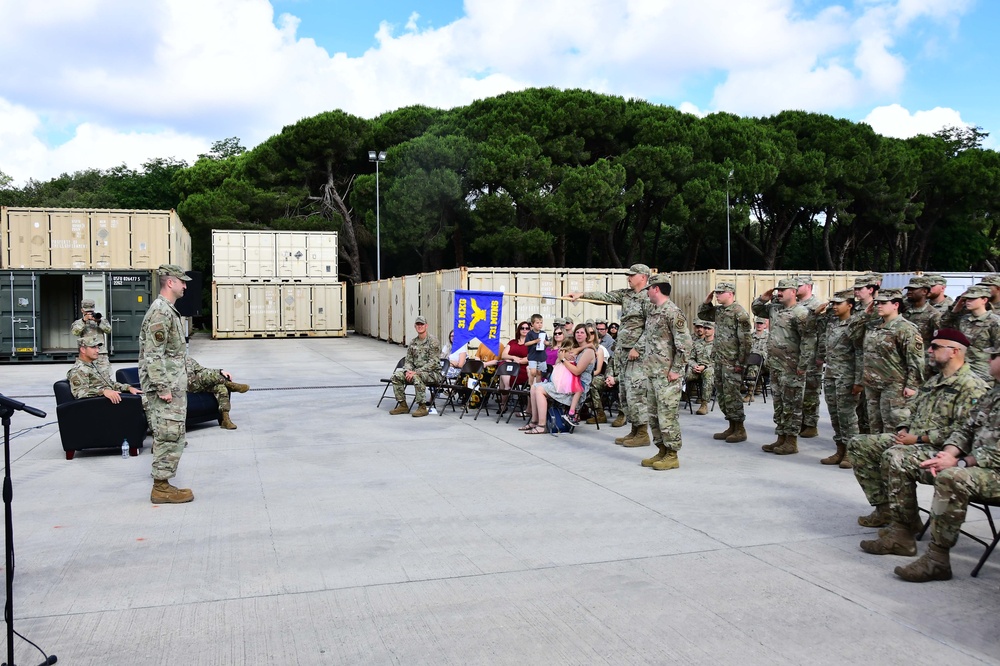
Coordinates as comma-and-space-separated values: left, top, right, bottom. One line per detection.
4, 210, 48, 268
107, 271, 153, 358
0, 271, 39, 357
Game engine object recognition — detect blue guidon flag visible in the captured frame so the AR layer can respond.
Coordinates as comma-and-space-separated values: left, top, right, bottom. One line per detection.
453, 290, 503, 355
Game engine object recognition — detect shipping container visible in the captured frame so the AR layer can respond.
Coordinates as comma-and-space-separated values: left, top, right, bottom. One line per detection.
377, 279, 391, 342
389, 278, 405, 344
211, 230, 338, 280
212, 280, 347, 338
1, 269, 153, 363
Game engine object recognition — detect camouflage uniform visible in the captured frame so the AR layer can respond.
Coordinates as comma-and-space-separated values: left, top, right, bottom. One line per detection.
66, 358, 133, 399
581, 286, 651, 428
71, 314, 112, 375
139, 294, 189, 481
848, 362, 987, 508
185, 356, 231, 412
796, 292, 824, 430
644, 298, 692, 452
816, 308, 860, 450
940, 306, 1000, 385
745, 322, 769, 390
698, 296, 751, 423
752, 293, 816, 436
861, 309, 924, 433
902, 303, 940, 352
392, 333, 443, 405
685, 335, 715, 402
923, 273, 954, 315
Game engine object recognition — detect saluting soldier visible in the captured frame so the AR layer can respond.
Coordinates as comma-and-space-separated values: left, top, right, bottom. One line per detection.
67, 332, 141, 402
940, 284, 1000, 385
815, 289, 860, 468
389, 316, 443, 417
795, 276, 824, 439
699, 281, 752, 442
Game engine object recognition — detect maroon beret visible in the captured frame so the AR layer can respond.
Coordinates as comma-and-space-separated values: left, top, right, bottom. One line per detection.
932, 328, 971, 348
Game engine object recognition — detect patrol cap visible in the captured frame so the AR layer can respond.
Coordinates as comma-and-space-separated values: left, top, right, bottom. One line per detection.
693, 319, 705, 328
775, 278, 798, 290
553, 317, 566, 327
754, 317, 767, 325
627, 263, 651, 276
961, 285, 991, 300
414, 316, 428, 325
873, 288, 903, 302
923, 273, 947, 286
156, 264, 191, 281
643, 273, 671, 290
853, 274, 878, 289
932, 328, 971, 348
77, 332, 103, 348
868, 272, 884, 283
595, 318, 608, 325
563, 316, 574, 324
977, 274, 1000, 287
905, 276, 931, 290
702, 321, 715, 329
830, 288, 855, 303
795, 275, 814, 286
80, 299, 95, 311
714, 281, 736, 293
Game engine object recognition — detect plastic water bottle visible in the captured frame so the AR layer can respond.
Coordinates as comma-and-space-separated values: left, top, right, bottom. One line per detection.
122, 439, 129, 459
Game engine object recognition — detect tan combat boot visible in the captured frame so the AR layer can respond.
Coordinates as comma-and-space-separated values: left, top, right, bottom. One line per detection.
772, 435, 798, 455
713, 420, 735, 440
820, 443, 846, 465
389, 401, 409, 415
652, 451, 679, 471
761, 434, 785, 452
622, 425, 651, 447
220, 411, 237, 430
586, 410, 608, 425
641, 443, 668, 467
611, 412, 628, 428
695, 401, 708, 416
858, 503, 891, 527
615, 425, 639, 445
860, 522, 918, 556
225, 380, 250, 393
151, 479, 194, 504
839, 455, 853, 469
799, 425, 819, 438
726, 422, 747, 443
411, 403, 429, 417
894, 543, 952, 582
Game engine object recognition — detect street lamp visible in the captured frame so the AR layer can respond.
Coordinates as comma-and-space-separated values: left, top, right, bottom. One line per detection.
368, 150, 387, 280
726, 169, 734, 270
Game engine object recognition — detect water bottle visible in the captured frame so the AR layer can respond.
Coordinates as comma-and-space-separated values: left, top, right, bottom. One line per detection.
122, 438, 129, 459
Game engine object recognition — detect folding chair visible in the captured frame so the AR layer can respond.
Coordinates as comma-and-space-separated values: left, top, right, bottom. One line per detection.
742, 353, 769, 403
683, 372, 715, 414
376, 357, 407, 408
474, 361, 521, 421
917, 497, 1000, 577
439, 359, 485, 415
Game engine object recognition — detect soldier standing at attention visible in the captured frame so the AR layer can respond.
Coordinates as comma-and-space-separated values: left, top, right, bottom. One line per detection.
940, 284, 1000, 385
699, 281, 752, 442
389, 316, 443, 417
978, 274, 1000, 310
851, 274, 880, 434
67, 333, 141, 401
923, 273, 953, 314
795, 276, 824, 439
685, 321, 714, 415
140, 265, 193, 504
71, 298, 113, 375
815, 289, 859, 468
861, 288, 924, 433
752, 278, 816, 456
568, 264, 653, 448
902, 276, 941, 354
638, 274, 692, 471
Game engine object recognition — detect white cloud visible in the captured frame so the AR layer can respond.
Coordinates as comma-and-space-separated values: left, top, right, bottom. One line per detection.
863, 103, 970, 139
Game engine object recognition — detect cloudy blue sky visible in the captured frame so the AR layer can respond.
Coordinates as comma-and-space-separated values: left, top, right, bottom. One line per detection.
0, 0, 994, 183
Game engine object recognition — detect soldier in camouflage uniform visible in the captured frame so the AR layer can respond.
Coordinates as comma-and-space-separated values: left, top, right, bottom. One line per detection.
752, 278, 816, 456
815, 289, 859, 468
685, 320, 714, 415
185, 356, 250, 429
389, 316, 443, 417
848, 328, 988, 528
639, 274, 692, 471
979, 274, 1000, 311
67, 333, 141, 401
924, 273, 953, 314
699, 281, 751, 442
903, 276, 941, 357
795, 276, 824, 438
860, 288, 924, 433
139, 265, 193, 504
71, 298, 113, 375
568, 264, 653, 447
744, 318, 769, 401
851, 274, 880, 434
940, 284, 1000, 385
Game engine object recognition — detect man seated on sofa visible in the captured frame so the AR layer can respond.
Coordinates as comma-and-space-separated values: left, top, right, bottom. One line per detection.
67, 333, 141, 403
185, 356, 250, 430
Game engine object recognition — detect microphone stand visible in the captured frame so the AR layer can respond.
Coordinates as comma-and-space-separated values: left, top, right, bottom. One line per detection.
0, 395, 56, 666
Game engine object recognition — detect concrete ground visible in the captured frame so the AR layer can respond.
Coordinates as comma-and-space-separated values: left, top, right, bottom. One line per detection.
2, 333, 999, 665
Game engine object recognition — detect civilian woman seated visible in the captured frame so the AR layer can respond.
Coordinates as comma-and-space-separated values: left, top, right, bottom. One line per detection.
521, 324, 597, 434
442, 330, 468, 380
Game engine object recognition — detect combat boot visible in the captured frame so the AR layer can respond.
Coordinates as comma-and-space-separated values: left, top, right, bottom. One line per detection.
224, 380, 250, 393
820, 443, 846, 465
772, 435, 798, 455
641, 443, 669, 467
858, 503, 891, 527
586, 410, 608, 425
894, 543, 952, 582
389, 401, 409, 415
860, 522, 917, 556
220, 410, 237, 430
615, 425, 639, 445
725, 422, 747, 443
622, 426, 651, 448
713, 420, 735, 440
695, 401, 708, 416
799, 425, 819, 438
761, 434, 785, 453
151, 479, 194, 504
839, 456, 853, 469
411, 403, 429, 417
651, 451, 679, 471
611, 412, 628, 428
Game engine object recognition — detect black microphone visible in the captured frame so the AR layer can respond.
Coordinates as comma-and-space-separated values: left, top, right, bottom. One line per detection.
0, 394, 46, 419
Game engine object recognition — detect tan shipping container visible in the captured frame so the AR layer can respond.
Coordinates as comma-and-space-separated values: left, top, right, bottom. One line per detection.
213, 283, 250, 334
280, 284, 312, 332
306, 233, 338, 278
213, 281, 346, 338
389, 277, 405, 344
248, 284, 280, 333
89, 210, 129, 269
366, 281, 380, 339
245, 232, 277, 278
401, 274, 420, 345
377, 279, 391, 341
311, 283, 346, 334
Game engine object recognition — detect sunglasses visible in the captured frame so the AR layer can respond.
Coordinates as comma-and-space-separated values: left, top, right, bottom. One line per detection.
928, 343, 960, 351
554, 331, 564, 335
519, 326, 529, 330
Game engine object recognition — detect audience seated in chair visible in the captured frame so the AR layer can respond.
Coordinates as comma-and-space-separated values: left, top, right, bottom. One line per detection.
522, 324, 597, 433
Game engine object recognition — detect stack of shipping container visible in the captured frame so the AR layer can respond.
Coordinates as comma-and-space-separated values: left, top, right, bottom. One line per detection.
1, 207, 191, 362
211, 230, 346, 338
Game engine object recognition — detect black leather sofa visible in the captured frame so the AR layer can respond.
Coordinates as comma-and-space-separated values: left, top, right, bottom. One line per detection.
53, 380, 148, 460
115, 367, 222, 427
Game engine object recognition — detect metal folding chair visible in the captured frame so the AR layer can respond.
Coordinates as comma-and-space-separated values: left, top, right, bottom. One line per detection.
917, 498, 1000, 577
376, 357, 406, 408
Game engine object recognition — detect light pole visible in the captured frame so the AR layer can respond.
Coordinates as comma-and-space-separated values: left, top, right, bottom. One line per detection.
726, 169, 734, 270
368, 150, 387, 280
